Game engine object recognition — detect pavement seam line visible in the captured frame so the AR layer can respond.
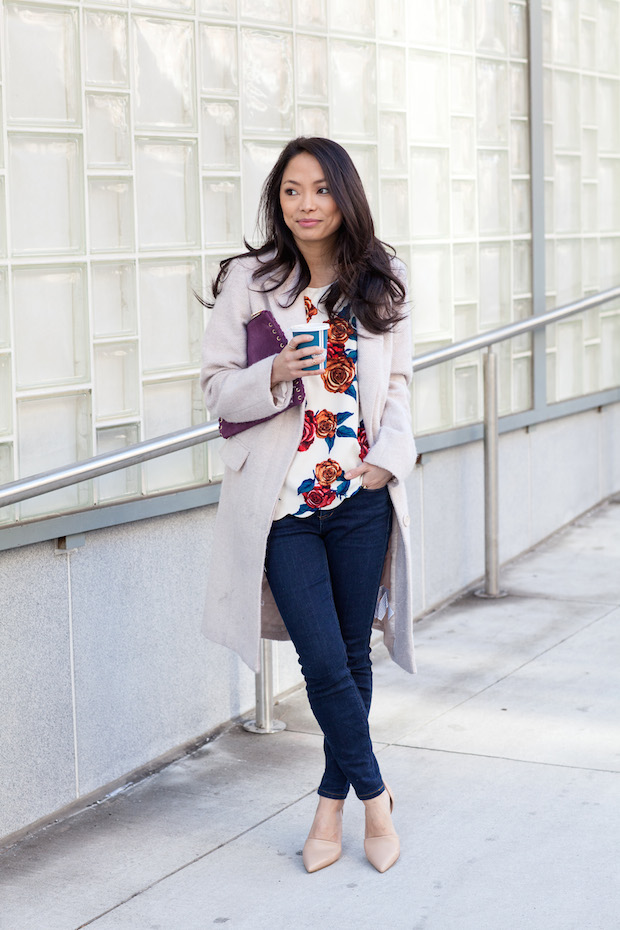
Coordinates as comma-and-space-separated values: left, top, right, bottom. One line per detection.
73, 789, 318, 929
384, 743, 620, 775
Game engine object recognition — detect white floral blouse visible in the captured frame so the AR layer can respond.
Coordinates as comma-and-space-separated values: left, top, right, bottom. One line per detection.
273, 286, 369, 521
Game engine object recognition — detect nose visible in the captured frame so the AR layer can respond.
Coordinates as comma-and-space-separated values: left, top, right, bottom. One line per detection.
299, 191, 316, 212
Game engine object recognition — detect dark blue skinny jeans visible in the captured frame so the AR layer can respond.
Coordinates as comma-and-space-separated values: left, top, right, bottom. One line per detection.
265, 487, 393, 801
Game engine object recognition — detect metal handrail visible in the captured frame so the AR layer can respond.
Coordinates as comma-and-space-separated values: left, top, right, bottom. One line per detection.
2, 285, 620, 733
1, 286, 619, 511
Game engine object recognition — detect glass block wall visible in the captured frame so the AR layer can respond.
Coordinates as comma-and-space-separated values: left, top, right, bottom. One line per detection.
542, 0, 620, 402
0, 1, 614, 527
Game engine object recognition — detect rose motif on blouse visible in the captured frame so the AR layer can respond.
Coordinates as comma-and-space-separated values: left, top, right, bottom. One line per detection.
358, 423, 369, 461
315, 458, 343, 488
304, 296, 318, 323
315, 409, 338, 439
329, 318, 354, 345
298, 409, 317, 451
303, 486, 336, 509
322, 356, 356, 394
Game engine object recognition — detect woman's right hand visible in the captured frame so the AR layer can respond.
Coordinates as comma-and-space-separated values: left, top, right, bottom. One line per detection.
270, 335, 326, 387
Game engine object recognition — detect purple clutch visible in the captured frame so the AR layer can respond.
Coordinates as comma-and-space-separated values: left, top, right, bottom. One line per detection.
219, 310, 305, 439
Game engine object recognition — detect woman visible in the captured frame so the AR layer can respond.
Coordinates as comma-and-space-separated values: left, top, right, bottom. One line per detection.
200, 137, 416, 874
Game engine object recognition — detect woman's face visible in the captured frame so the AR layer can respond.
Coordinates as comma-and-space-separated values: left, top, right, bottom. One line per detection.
279, 152, 343, 253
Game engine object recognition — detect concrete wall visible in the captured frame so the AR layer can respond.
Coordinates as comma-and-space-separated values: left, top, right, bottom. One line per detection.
1, 402, 619, 843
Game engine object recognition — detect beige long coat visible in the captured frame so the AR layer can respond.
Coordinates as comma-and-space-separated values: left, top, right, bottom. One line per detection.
200, 254, 417, 674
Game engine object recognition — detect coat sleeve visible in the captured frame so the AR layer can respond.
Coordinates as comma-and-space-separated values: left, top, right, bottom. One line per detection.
363, 259, 417, 484
200, 258, 293, 422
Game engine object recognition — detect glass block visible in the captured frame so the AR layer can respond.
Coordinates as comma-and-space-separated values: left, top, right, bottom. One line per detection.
0, 269, 8, 347
449, 0, 474, 49
552, 1, 579, 66
553, 70, 580, 150
544, 180, 554, 233
598, 159, 620, 232
414, 362, 453, 434
203, 177, 242, 248
451, 55, 475, 115
330, 41, 376, 139
512, 297, 533, 351
135, 139, 199, 249
94, 342, 139, 419
544, 123, 554, 177
555, 239, 582, 304
0, 355, 12, 435
598, 0, 620, 74
545, 239, 555, 294
475, 0, 507, 53
581, 76, 597, 128
345, 146, 379, 215
584, 342, 600, 394
242, 141, 283, 242
377, 0, 405, 40
598, 237, 620, 289
17, 393, 91, 519
92, 263, 137, 337
200, 25, 239, 94
543, 65, 553, 117
378, 47, 406, 109
554, 156, 581, 233
512, 179, 531, 234
410, 148, 450, 239
479, 242, 511, 327
134, 0, 194, 10
297, 107, 329, 137
380, 180, 409, 241
454, 362, 480, 424
409, 245, 452, 337
583, 306, 600, 341
583, 238, 598, 288
0, 444, 13, 525
84, 11, 128, 87
8, 135, 83, 255
455, 303, 478, 340
409, 52, 449, 143
478, 150, 510, 236
379, 113, 408, 174
556, 319, 583, 399
240, 0, 291, 23
201, 100, 240, 169
513, 240, 531, 296
201, 0, 237, 15
143, 379, 206, 492
546, 349, 557, 403
601, 313, 620, 388
453, 243, 478, 303
133, 17, 195, 130
477, 59, 509, 145
295, 0, 326, 29
509, 2, 528, 58
13, 265, 88, 389
0, 180, 6, 258
96, 424, 141, 503
408, 0, 449, 46
582, 129, 598, 180
580, 18, 597, 72
329, 0, 374, 34
451, 117, 476, 174
6, 3, 80, 124
140, 260, 203, 372
583, 181, 598, 233
451, 180, 477, 238
512, 354, 532, 412
242, 31, 294, 133
86, 94, 131, 168
207, 434, 226, 482
296, 35, 328, 100
580, 0, 598, 15
598, 80, 620, 154
511, 119, 530, 174
88, 179, 135, 252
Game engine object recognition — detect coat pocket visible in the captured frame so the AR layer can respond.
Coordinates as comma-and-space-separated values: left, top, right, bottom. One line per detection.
219, 435, 250, 472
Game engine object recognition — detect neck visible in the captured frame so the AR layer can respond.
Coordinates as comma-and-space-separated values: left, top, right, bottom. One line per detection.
295, 239, 337, 287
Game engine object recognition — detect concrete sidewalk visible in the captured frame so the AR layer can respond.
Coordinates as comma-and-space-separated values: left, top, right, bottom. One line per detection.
1, 499, 619, 930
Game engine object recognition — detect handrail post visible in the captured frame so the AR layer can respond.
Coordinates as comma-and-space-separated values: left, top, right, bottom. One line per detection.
243, 639, 286, 734
476, 345, 507, 599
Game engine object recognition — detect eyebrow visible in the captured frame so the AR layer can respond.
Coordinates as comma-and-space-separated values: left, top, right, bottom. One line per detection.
281, 177, 328, 185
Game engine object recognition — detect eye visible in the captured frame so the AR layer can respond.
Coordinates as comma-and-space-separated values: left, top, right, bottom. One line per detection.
317, 187, 330, 195
283, 187, 298, 196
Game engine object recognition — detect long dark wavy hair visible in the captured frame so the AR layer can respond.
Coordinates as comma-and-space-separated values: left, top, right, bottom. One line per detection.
206, 137, 406, 334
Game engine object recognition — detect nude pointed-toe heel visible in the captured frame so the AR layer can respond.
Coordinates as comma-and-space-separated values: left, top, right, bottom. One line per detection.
302, 837, 342, 873
364, 785, 400, 873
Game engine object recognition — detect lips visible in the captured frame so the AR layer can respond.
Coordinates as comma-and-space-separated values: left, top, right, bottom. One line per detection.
297, 219, 320, 227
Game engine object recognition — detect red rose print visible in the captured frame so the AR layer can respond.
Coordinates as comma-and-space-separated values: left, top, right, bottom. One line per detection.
358, 424, 369, 461
315, 409, 338, 438
315, 458, 343, 487
322, 356, 356, 393
298, 410, 317, 451
303, 485, 337, 509
327, 341, 345, 360
329, 318, 354, 345
304, 296, 318, 322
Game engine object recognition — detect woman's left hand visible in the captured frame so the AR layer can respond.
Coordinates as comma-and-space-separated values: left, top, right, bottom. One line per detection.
344, 463, 393, 490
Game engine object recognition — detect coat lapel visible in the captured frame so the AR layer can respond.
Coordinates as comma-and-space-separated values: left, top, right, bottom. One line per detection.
356, 320, 385, 440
